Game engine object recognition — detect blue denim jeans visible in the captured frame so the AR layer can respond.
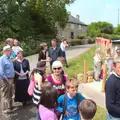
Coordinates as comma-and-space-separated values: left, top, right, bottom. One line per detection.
36, 108, 40, 120
107, 113, 120, 120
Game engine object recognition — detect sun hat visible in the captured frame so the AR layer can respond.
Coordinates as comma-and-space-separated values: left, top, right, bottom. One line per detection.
36, 61, 46, 70
52, 61, 63, 69
3, 45, 12, 51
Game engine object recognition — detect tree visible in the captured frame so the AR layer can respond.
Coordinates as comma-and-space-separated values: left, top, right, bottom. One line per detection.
88, 21, 114, 37
0, 0, 75, 41
114, 25, 120, 35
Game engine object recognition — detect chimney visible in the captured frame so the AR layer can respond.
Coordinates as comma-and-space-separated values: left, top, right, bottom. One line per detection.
76, 15, 80, 20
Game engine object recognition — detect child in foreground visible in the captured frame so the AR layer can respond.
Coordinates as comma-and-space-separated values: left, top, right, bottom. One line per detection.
30, 61, 46, 120
57, 78, 85, 120
78, 99, 97, 120
38, 81, 58, 120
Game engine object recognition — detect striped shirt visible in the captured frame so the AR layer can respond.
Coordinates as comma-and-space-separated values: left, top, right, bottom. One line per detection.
33, 83, 42, 106
32, 74, 42, 106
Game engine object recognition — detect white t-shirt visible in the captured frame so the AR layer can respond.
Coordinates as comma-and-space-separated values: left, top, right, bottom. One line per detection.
60, 42, 65, 52
94, 53, 101, 63
12, 46, 22, 55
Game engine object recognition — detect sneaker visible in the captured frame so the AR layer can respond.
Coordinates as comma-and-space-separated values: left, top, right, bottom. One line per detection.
4, 106, 18, 114
2, 113, 11, 119
10, 106, 18, 111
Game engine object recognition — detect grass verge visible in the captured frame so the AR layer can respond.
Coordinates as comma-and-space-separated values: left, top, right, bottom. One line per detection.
64, 47, 106, 120
65, 47, 95, 77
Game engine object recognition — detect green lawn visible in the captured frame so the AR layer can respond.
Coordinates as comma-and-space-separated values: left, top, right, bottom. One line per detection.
64, 47, 106, 120
65, 47, 95, 77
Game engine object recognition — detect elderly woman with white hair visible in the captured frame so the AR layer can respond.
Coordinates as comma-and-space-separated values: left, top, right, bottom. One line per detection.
46, 61, 67, 96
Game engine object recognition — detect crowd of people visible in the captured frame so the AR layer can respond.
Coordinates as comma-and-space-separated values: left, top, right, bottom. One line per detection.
0, 38, 97, 120
94, 46, 120, 120
94, 46, 120, 81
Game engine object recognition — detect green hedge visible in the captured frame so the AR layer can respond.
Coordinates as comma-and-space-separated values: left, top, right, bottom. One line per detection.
0, 36, 52, 57
70, 37, 95, 46
70, 39, 82, 46
97, 33, 120, 40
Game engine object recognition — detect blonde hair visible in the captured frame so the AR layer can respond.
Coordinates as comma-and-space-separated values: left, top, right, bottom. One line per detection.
5, 38, 13, 45
66, 77, 79, 89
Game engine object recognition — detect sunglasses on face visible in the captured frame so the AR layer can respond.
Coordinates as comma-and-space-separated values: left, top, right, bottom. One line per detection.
53, 67, 61, 70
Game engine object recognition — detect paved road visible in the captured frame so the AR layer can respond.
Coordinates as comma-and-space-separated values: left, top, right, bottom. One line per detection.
0, 44, 94, 120
26, 44, 95, 71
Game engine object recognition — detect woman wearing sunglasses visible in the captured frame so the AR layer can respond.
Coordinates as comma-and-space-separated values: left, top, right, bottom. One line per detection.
46, 61, 67, 96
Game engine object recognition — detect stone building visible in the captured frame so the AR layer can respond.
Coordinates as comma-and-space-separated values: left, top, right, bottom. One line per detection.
58, 14, 88, 40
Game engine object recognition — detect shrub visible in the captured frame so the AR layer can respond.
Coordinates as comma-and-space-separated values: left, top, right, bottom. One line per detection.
85, 36, 94, 44
21, 36, 52, 57
77, 35, 85, 39
0, 36, 52, 57
70, 39, 82, 46
97, 33, 120, 40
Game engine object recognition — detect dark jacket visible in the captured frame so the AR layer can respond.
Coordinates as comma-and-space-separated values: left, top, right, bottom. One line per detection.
48, 46, 63, 65
105, 73, 120, 118
13, 59, 30, 80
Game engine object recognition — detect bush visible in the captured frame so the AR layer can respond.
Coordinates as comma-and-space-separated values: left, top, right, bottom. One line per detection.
77, 35, 85, 39
70, 37, 95, 46
21, 36, 52, 57
0, 36, 52, 57
97, 33, 120, 40
70, 39, 82, 46
85, 36, 95, 44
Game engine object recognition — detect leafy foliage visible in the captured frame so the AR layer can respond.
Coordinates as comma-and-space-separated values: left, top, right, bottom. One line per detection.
88, 21, 114, 37
0, 0, 75, 55
114, 25, 120, 35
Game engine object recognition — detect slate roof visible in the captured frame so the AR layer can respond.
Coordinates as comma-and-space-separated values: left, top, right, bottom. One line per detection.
68, 15, 87, 26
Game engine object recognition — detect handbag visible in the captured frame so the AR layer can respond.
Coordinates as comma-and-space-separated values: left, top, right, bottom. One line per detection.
28, 75, 35, 96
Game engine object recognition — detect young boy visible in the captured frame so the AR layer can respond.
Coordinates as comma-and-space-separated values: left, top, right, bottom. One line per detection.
78, 99, 97, 120
57, 78, 85, 120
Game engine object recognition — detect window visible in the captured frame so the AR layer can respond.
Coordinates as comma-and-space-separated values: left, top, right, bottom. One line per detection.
70, 32, 74, 39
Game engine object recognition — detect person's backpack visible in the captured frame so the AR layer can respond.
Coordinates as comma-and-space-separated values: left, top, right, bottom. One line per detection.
59, 93, 80, 120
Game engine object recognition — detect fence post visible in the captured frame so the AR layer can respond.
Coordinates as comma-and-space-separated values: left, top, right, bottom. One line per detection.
84, 60, 87, 83
102, 64, 107, 92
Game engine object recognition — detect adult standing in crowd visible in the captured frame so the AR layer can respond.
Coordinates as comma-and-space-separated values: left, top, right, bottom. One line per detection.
60, 39, 69, 68
13, 50, 32, 106
38, 42, 48, 62
0, 45, 16, 118
46, 61, 67, 97
48, 39, 63, 72
105, 57, 120, 120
